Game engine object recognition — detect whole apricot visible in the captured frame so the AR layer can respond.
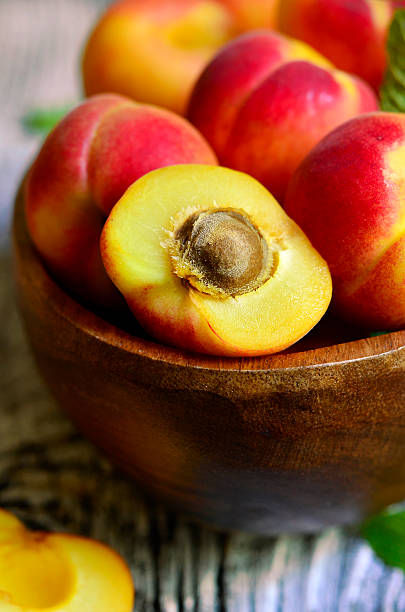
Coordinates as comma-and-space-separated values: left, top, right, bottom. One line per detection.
187, 31, 378, 202
25, 94, 217, 308
285, 112, 405, 330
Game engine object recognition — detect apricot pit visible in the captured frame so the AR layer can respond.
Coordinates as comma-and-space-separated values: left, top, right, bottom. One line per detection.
171, 208, 273, 296
101, 165, 332, 356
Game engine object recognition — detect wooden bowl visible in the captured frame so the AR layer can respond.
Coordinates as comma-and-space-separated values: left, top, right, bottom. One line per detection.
13, 187, 405, 534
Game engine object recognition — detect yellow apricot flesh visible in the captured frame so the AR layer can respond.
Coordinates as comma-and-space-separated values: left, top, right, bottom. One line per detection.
0, 509, 134, 612
101, 165, 332, 356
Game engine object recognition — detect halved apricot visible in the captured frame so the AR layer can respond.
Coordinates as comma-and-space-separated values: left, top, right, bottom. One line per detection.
0, 509, 134, 611
101, 165, 332, 356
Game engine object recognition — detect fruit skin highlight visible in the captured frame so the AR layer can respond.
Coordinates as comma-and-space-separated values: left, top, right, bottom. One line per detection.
187, 31, 378, 202
284, 112, 405, 330
25, 94, 217, 307
82, 0, 280, 115
101, 165, 332, 357
279, 0, 405, 90
0, 508, 134, 611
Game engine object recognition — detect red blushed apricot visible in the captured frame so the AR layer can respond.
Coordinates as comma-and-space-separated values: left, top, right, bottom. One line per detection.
188, 32, 378, 203
101, 165, 332, 357
88, 104, 217, 215
187, 30, 332, 157
285, 112, 405, 330
278, 0, 403, 89
25, 94, 217, 307
0, 508, 134, 611
221, 60, 378, 202
25, 95, 123, 307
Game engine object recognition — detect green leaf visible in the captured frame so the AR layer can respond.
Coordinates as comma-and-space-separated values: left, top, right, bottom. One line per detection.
380, 9, 405, 112
362, 507, 405, 570
369, 330, 389, 337
22, 104, 75, 135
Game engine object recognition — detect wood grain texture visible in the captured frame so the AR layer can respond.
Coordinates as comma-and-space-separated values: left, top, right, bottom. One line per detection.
12, 186, 405, 535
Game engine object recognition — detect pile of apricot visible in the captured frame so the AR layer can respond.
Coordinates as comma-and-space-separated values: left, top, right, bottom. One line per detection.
25, 16, 405, 355
7, 0, 405, 605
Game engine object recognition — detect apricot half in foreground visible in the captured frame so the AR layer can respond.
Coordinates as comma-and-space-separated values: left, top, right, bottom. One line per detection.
0, 508, 134, 611
101, 165, 332, 356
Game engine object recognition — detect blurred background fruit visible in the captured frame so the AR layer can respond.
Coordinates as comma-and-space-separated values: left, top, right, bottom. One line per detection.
82, 0, 281, 114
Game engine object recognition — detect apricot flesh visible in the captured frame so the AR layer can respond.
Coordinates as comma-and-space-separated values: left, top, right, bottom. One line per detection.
0, 508, 134, 611
101, 165, 332, 356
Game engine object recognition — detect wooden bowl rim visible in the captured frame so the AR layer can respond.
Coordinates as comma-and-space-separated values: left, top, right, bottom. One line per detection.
14, 186, 405, 373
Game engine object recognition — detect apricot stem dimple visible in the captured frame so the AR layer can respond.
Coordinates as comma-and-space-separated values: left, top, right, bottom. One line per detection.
170, 208, 275, 297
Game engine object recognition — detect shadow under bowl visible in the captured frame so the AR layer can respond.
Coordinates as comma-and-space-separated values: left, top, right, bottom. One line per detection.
13, 187, 405, 534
